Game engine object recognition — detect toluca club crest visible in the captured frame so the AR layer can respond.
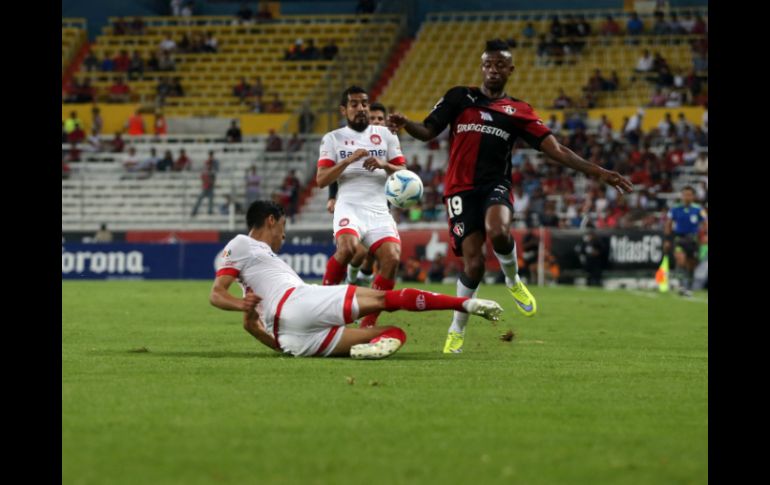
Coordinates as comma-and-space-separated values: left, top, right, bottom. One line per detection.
370, 134, 382, 145
452, 222, 465, 237
503, 105, 516, 115
339, 218, 350, 227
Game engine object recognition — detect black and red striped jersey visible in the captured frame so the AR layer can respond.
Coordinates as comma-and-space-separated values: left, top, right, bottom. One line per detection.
424, 86, 552, 196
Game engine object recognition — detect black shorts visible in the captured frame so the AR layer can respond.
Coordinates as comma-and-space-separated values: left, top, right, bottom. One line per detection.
674, 235, 698, 259
444, 183, 513, 256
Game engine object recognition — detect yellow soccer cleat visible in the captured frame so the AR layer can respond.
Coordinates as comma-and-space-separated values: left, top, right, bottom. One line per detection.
508, 280, 537, 317
443, 331, 465, 354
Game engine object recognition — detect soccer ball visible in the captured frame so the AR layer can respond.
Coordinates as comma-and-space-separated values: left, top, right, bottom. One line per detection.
385, 170, 424, 209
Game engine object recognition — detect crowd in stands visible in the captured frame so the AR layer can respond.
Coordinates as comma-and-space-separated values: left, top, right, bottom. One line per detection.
284, 38, 339, 61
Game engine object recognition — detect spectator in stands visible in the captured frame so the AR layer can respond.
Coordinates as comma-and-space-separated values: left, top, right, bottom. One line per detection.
64, 111, 82, 135
68, 123, 86, 145
245, 165, 262, 206
170, 77, 185, 97
154, 112, 168, 136
122, 146, 141, 174
111, 132, 125, 153
649, 88, 667, 107
298, 103, 315, 134
140, 147, 160, 176
585, 69, 606, 93
282, 169, 301, 223
665, 89, 683, 108
598, 115, 613, 143
128, 51, 144, 80
692, 52, 708, 73
83, 50, 99, 71
521, 22, 536, 47
564, 112, 587, 132
692, 13, 707, 34
126, 109, 146, 135
428, 255, 447, 283
203, 151, 220, 173
94, 223, 113, 242
236, 3, 254, 24
113, 50, 131, 72
652, 10, 670, 36
251, 95, 265, 113
181, 2, 193, 18
680, 11, 696, 33
401, 256, 425, 282
658, 113, 675, 138
576, 14, 591, 37
576, 230, 606, 286
287, 133, 303, 152
233, 77, 251, 102
536, 35, 550, 66
668, 12, 686, 35
113, 17, 128, 35
626, 12, 644, 36
160, 35, 177, 53
170, 0, 182, 16
63, 80, 81, 103
130, 17, 145, 35
157, 150, 174, 171
79, 79, 96, 102
266, 93, 285, 113
552, 89, 573, 109
174, 149, 191, 171
256, 4, 273, 22
545, 114, 561, 134
203, 32, 218, 53
656, 65, 674, 89
601, 15, 621, 36
635, 49, 654, 73
285, 38, 304, 60
100, 52, 115, 72
91, 107, 103, 135
693, 151, 708, 175
249, 76, 265, 96
322, 40, 339, 60
303, 39, 321, 61
624, 109, 644, 145
146, 51, 160, 71
156, 77, 173, 103
108, 77, 131, 103
549, 15, 563, 38
178, 33, 191, 53
191, 164, 217, 217
226, 120, 242, 143
265, 129, 283, 152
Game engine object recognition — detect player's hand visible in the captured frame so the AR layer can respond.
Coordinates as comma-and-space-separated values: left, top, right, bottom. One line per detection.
363, 157, 386, 171
663, 240, 672, 254
387, 112, 407, 130
326, 198, 336, 213
598, 169, 634, 193
348, 148, 370, 164
242, 291, 261, 312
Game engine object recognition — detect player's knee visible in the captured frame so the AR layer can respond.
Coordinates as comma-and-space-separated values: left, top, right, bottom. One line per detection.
486, 225, 512, 249
378, 245, 401, 272
336, 241, 358, 261
464, 256, 485, 281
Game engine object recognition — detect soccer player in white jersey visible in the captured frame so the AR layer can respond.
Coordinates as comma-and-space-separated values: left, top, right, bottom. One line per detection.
316, 86, 405, 328
209, 200, 503, 359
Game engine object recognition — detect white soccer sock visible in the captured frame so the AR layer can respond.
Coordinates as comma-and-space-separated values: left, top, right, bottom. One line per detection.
359, 269, 375, 284
448, 277, 479, 334
347, 264, 360, 284
494, 247, 522, 287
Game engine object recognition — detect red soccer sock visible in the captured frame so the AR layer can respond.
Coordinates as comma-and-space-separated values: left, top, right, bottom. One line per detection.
383, 288, 469, 312
359, 275, 395, 328
370, 327, 407, 345
322, 255, 347, 286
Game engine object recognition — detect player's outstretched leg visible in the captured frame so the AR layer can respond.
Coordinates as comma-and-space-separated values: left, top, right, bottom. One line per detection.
328, 326, 406, 360
355, 287, 502, 322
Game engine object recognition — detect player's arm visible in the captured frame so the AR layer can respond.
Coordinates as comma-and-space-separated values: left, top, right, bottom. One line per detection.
316, 148, 370, 188
387, 113, 439, 141
539, 135, 634, 193
326, 182, 338, 213
362, 156, 405, 175
243, 307, 278, 350
209, 274, 258, 312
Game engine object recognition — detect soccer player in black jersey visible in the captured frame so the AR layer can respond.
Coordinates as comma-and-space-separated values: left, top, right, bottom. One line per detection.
388, 39, 633, 353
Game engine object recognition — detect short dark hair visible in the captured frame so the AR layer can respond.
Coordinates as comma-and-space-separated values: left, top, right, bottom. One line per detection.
682, 185, 695, 193
369, 102, 387, 114
340, 86, 367, 107
246, 200, 284, 229
484, 38, 510, 53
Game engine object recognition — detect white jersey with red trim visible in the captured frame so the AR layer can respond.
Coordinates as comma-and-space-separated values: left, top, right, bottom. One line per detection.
317, 124, 404, 213
215, 235, 303, 329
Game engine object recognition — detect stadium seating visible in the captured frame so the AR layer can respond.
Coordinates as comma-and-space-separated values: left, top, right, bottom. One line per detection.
74, 15, 403, 119
62, 18, 87, 75
379, 8, 708, 111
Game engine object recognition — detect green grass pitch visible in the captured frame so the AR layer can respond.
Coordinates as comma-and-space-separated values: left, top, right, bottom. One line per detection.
62, 281, 707, 485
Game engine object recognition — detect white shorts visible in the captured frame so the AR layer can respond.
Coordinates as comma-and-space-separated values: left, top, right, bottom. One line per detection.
272, 284, 358, 357
333, 201, 400, 254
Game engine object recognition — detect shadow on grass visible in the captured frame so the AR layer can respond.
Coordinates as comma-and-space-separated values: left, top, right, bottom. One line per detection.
89, 350, 450, 361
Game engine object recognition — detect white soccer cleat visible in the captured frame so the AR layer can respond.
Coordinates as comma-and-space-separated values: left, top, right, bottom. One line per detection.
463, 298, 504, 321
350, 337, 402, 360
